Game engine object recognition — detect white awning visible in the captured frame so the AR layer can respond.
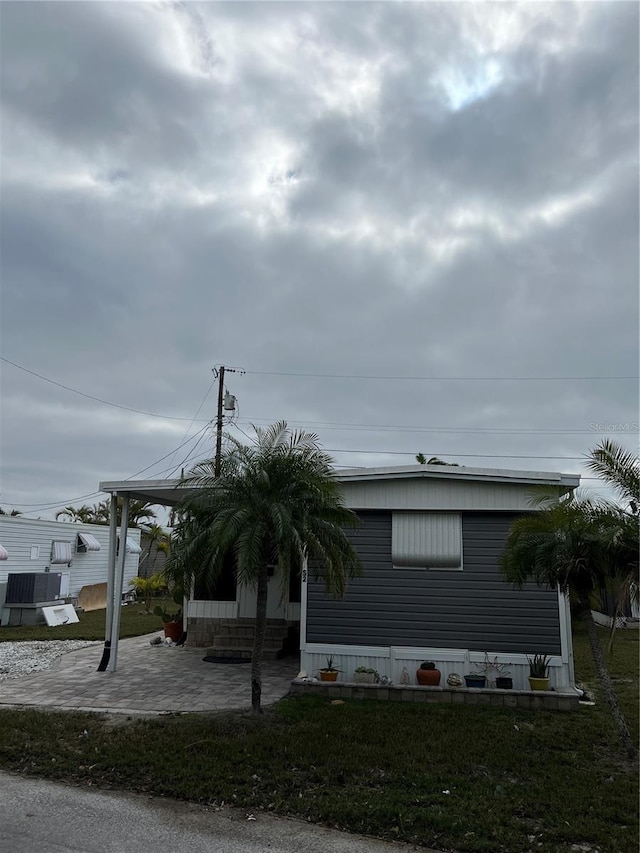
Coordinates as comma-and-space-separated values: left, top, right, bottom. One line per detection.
0, 544, 8, 561
77, 532, 101, 552
125, 537, 142, 555
51, 540, 73, 565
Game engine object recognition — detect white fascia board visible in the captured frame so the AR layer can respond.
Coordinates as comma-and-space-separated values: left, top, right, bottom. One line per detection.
337, 464, 580, 488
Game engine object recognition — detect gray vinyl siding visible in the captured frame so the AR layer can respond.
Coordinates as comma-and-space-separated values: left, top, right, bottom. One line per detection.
306, 511, 561, 654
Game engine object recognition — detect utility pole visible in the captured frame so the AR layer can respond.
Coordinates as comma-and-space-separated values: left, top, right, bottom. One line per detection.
214, 365, 225, 477
213, 365, 243, 476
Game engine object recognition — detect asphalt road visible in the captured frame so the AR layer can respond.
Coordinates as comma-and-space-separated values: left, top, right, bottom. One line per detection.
1, 770, 424, 853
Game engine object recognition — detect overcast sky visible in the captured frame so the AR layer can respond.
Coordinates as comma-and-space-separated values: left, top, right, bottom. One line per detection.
1, 1, 638, 520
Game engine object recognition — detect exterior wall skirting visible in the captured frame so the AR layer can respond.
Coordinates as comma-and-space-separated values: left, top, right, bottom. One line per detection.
290, 680, 579, 711
300, 644, 575, 692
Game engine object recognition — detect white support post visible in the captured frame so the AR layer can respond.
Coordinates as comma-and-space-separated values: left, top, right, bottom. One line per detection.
559, 590, 577, 690
107, 494, 129, 672
299, 553, 308, 651
97, 493, 119, 672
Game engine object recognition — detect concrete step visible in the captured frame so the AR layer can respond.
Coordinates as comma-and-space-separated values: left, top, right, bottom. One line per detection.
211, 636, 284, 651
205, 646, 280, 660
220, 626, 288, 640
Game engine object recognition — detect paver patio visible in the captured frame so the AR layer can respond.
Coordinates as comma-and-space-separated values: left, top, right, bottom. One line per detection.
0, 634, 299, 714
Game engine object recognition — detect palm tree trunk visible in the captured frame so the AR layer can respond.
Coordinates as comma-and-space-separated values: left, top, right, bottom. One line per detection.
579, 603, 636, 759
251, 564, 269, 713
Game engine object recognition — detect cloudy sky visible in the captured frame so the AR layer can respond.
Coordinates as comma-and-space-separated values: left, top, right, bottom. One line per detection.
1, 0, 638, 520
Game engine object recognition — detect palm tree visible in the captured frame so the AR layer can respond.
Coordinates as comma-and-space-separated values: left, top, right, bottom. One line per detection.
166, 421, 363, 712
415, 454, 459, 466
55, 504, 95, 523
56, 500, 158, 528
500, 440, 639, 759
139, 523, 171, 577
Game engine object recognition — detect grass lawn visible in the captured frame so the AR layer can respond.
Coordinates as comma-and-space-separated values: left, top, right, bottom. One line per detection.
0, 627, 637, 852
0, 598, 177, 642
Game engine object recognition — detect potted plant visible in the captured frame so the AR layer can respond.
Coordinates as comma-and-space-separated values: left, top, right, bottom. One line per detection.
416, 661, 441, 686
353, 666, 378, 684
153, 603, 183, 642
464, 671, 487, 688
527, 654, 551, 690
319, 656, 340, 682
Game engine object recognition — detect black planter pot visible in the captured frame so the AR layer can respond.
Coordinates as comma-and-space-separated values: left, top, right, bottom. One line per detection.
496, 677, 513, 689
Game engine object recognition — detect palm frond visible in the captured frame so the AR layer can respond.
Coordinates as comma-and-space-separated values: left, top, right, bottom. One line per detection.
586, 439, 640, 508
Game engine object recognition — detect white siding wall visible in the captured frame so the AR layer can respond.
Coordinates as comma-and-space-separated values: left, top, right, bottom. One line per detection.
341, 478, 563, 511
0, 517, 140, 601
301, 646, 573, 691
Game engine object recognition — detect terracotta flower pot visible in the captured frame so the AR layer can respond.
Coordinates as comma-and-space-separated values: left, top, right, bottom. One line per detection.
416, 668, 441, 686
163, 621, 183, 642
319, 671, 339, 682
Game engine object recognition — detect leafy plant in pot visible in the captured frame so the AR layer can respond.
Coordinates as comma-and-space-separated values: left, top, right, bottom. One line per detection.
319, 657, 341, 682
416, 661, 441, 686
464, 671, 487, 688
153, 600, 183, 642
354, 666, 378, 684
527, 653, 551, 691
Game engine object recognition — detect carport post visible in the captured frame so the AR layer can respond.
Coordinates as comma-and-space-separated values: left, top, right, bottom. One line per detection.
97, 493, 119, 672
107, 494, 130, 672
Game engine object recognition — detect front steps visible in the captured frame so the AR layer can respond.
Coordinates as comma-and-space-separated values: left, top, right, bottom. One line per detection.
205, 618, 290, 661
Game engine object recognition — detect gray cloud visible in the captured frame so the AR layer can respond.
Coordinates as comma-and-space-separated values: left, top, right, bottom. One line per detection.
1, 1, 637, 515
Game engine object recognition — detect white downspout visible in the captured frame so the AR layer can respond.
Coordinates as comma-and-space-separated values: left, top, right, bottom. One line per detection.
299, 553, 308, 671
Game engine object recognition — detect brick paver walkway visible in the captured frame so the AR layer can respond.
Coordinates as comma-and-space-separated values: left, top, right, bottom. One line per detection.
0, 635, 299, 715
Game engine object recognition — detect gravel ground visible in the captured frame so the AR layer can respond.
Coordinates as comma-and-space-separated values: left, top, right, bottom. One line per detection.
0, 641, 100, 682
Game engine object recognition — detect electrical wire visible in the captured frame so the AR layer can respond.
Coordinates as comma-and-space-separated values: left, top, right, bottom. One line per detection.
4, 356, 635, 436
1, 357, 201, 422
233, 416, 638, 436
8, 427, 211, 509
243, 368, 638, 381
165, 378, 216, 472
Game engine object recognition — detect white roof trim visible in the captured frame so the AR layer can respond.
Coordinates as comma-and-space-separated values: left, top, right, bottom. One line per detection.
337, 464, 580, 488
77, 532, 101, 552
100, 464, 580, 507
0, 544, 8, 561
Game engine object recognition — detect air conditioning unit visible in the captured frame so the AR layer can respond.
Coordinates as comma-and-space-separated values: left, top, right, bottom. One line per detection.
5, 572, 62, 604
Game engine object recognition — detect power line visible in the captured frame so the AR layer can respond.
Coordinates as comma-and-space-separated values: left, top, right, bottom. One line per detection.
7, 427, 211, 509
323, 448, 585, 460
244, 368, 638, 382
1, 357, 198, 422
234, 416, 638, 436
4, 356, 636, 436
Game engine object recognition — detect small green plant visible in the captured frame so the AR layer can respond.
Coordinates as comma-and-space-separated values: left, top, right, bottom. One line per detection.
527, 653, 551, 678
354, 666, 377, 674
419, 661, 437, 671
320, 656, 340, 673
153, 604, 182, 624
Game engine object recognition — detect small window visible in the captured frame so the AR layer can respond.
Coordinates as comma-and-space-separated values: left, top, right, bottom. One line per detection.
392, 512, 462, 570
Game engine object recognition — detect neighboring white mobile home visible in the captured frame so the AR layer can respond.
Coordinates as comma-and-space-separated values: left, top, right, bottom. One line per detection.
0, 517, 141, 623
